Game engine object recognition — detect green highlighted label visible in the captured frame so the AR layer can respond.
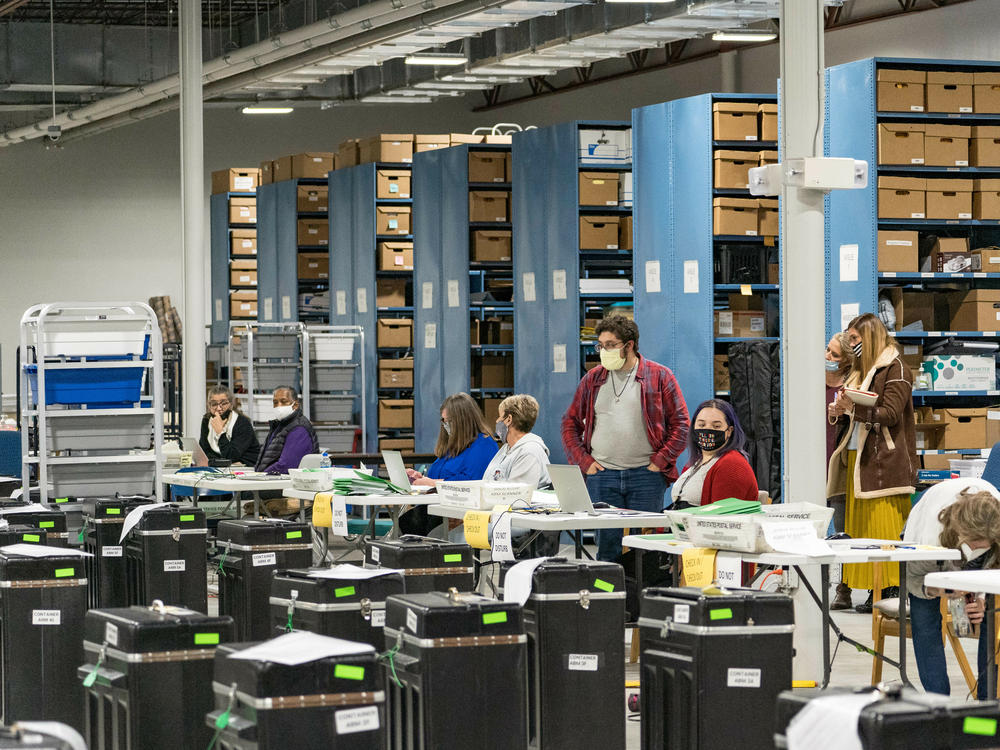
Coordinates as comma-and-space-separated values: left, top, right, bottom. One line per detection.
443, 553, 462, 563
709, 608, 733, 621
335, 664, 365, 681
54, 568, 74, 578
23, 534, 40, 543
179, 514, 195, 522
106, 508, 121, 515
55, 498, 68, 504
964, 717, 997, 737
593, 579, 614, 592
334, 586, 356, 598
194, 633, 220, 646
483, 611, 508, 625
286, 531, 303, 539
39, 521, 55, 529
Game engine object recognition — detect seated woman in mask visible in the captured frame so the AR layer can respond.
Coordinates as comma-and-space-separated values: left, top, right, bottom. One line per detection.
199, 386, 261, 466
255, 386, 319, 474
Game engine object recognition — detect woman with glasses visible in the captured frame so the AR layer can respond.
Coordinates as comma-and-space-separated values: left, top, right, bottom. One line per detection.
198, 385, 261, 466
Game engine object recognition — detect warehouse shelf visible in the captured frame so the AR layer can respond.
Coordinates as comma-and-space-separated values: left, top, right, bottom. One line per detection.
877, 166, 1000, 175
890, 330, 1000, 338
877, 112, 1000, 123
210, 187, 261, 344
715, 284, 780, 292
712, 140, 778, 150
469, 182, 512, 190
912, 390, 1000, 398
715, 337, 781, 343
879, 273, 1000, 280
878, 219, 1000, 228
918, 448, 994, 456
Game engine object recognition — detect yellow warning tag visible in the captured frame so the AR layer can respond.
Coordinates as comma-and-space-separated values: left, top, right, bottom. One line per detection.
312, 494, 333, 528
463, 510, 492, 550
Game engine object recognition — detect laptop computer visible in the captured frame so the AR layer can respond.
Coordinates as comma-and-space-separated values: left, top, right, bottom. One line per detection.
381, 450, 431, 494
548, 464, 644, 516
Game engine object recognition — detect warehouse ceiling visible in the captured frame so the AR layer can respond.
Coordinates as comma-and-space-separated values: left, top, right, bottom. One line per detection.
0, 0, 973, 146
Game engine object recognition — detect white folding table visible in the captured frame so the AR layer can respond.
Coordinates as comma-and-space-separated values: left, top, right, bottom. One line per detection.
282, 488, 439, 539
162, 472, 293, 517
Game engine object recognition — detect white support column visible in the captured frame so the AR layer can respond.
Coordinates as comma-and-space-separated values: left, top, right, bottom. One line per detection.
779, 0, 827, 683
180, 0, 207, 438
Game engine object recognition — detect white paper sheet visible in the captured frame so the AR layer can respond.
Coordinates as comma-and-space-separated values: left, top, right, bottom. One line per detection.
839, 244, 859, 283
491, 513, 515, 562
761, 521, 833, 557
424, 323, 437, 350
683, 260, 699, 294
356, 288, 368, 314
715, 551, 743, 587
787, 692, 879, 750
307, 564, 404, 580
421, 281, 434, 310
552, 269, 567, 300
447, 280, 460, 308
16, 722, 87, 750
282, 296, 291, 319
331, 495, 348, 535
227, 631, 374, 666
119, 503, 164, 543
0, 503, 50, 515
552, 344, 567, 373
503, 557, 552, 606
336, 291, 347, 316
0, 543, 91, 558
840, 302, 860, 332
263, 297, 273, 321
645, 261, 661, 294
522, 272, 536, 302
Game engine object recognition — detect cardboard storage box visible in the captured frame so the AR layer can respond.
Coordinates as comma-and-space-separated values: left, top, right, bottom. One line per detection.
212, 167, 261, 194
472, 231, 512, 262
877, 123, 924, 165
922, 355, 996, 391
230, 228, 257, 256
378, 358, 414, 388
925, 178, 973, 220
768, 263, 779, 284
758, 199, 779, 237
450, 133, 483, 146
878, 176, 925, 219
337, 139, 360, 169
948, 289, 1000, 332
376, 278, 407, 308
376, 169, 411, 199
974, 245, 1000, 273
475, 356, 514, 388
713, 355, 730, 392
914, 422, 945, 451
878, 230, 919, 272
923, 452, 963, 470
378, 241, 414, 271
259, 160, 274, 185
712, 102, 759, 141
924, 124, 970, 167
579, 216, 621, 249
468, 152, 508, 183
358, 134, 414, 164
273, 153, 335, 181
932, 236, 974, 272
714, 310, 765, 338
496, 318, 514, 345
886, 288, 950, 331
759, 103, 778, 142
479, 398, 503, 421
297, 253, 328, 280
713, 198, 759, 236
376, 206, 411, 235
877, 69, 925, 112
230, 290, 258, 318
926, 71, 973, 113
713, 150, 756, 189
924, 408, 999, 449
469, 191, 509, 222
974, 179, 1000, 220
296, 185, 328, 212
415, 134, 449, 153
578, 128, 630, 164
974, 72, 1000, 114
759, 150, 779, 166
377, 318, 413, 348
972, 127, 1000, 166
297, 219, 329, 246
619, 216, 633, 251
378, 399, 413, 429
230, 259, 257, 288
579, 172, 621, 206
727, 293, 764, 311
380, 438, 415, 451
229, 197, 257, 224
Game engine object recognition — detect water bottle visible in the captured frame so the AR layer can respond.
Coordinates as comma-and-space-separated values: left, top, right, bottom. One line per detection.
949, 594, 972, 637
320, 451, 331, 469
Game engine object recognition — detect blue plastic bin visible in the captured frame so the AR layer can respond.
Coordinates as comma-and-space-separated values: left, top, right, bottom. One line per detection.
26, 365, 145, 406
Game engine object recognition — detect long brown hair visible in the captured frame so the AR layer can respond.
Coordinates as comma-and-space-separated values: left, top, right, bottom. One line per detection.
435, 393, 493, 458
205, 385, 242, 419
939, 488, 1000, 569
847, 312, 898, 385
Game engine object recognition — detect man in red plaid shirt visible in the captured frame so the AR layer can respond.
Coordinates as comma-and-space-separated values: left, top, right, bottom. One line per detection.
561, 316, 689, 561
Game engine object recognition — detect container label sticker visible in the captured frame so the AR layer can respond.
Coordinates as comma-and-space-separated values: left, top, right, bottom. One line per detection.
39, 521, 55, 529
335, 705, 380, 735
421, 281, 434, 309
673, 604, 690, 624
252, 552, 277, 567
553, 344, 567, 374
443, 553, 463, 563
334, 664, 365, 680
552, 269, 567, 300
33, 610, 60, 626
105, 622, 119, 646
406, 608, 418, 633
371, 546, 380, 563
102, 546, 123, 558
164, 559, 186, 572
194, 633, 220, 646
727, 668, 761, 688
54, 567, 73, 577
683, 260, 699, 294
371, 610, 386, 628
105, 508, 121, 515
593, 579, 614, 592
567, 654, 599, 672
286, 531, 303, 539
180, 514, 195, 522
522, 272, 536, 302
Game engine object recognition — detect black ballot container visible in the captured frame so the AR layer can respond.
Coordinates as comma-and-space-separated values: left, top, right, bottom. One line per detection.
364, 535, 474, 593
215, 518, 313, 640
0, 524, 48, 546
383, 590, 528, 750
0, 508, 68, 546
270, 566, 405, 648
79, 603, 235, 750
0, 547, 89, 732
123, 503, 209, 612
207, 635, 385, 749
774, 686, 1000, 749
516, 558, 626, 750
82, 496, 154, 608
0, 722, 87, 748
638, 586, 794, 750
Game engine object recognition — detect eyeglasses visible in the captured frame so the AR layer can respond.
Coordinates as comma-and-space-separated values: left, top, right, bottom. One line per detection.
593, 341, 624, 353
209, 400, 231, 408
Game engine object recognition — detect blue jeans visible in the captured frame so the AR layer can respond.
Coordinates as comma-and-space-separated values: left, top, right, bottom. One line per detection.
586, 466, 668, 562
910, 593, 989, 699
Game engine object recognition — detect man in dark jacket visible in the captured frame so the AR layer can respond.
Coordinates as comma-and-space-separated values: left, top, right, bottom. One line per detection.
255, 386, 319, 474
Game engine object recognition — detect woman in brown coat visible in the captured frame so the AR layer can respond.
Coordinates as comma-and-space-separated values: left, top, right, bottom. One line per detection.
827, 313, 917, 612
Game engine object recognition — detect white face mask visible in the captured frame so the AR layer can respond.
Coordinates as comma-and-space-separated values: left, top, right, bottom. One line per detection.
273, 405, 295, 421
600, 345, 627, 371
961, 542, 989, 562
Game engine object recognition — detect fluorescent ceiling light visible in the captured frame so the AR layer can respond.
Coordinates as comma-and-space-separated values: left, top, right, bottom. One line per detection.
413, 81, 489, 90
404, 52, 468, 66
241, 106, 294, 114
361, 95, 435, 103
604, 0, 675, 3
712, 29, 777, 42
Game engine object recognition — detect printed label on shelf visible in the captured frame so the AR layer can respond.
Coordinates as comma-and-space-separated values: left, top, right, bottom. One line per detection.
988, 412, 1000, 421
371, 546, 380, 563
740, 284, 752, 296
32, 610, 60, 626
282, 296, 291, 319
840, 302, 860, 332
960, 107, 973, 113
447, 280, 460, 308
567, 654, 599, 672
750, 317, 764, 332
356, 288, 368, 314
105, 622, 119, 646
264, 297, 273, 321
727, 668, 761, 688
683, 260, 699, 294
911, 212, 925, 218
959, 213, 972, 219
886, 240, 912, 246
745, 230, 758, 236
552, 269, 567, 300
910, 105, 924, 111
424, 323, 437, 350
331, 495, 348, 535
336, 291, 347, 316
673, 604, 690, 624
102, 546, 122, 558
839, 244, 859, 282
522, 272, 536, 302
417, 281, 433, 310
370, 609, 386, 627
911, 158, 924, 164
645, 261, 661, 294
215, 299, 223, 321
252, 552, 277, 567
718, 312, 734, 336
335, 706, 380, 735
553, 344, 567, 373
164, 559, 186, 572
956, 161, 969, 166
715, 552, 743, 587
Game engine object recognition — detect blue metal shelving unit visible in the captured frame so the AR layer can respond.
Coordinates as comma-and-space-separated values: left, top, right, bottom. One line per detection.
512, 122, 632, 462
209, 192, 249, 344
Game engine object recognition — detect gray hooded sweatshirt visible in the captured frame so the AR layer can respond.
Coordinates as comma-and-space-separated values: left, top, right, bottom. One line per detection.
482, 432, 551, 489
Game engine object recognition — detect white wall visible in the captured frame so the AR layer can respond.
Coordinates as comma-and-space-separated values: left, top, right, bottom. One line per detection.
0, 0, 996, 394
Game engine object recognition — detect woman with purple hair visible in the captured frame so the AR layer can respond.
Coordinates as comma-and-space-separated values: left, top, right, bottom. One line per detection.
669, 399, 759, 507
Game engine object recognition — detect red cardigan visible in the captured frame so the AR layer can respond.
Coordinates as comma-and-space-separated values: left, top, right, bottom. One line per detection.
687, 450, 759, 505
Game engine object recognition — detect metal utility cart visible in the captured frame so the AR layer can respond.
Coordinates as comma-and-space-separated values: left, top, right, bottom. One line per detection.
306, 324, 366, 454
19, 302, 164, 502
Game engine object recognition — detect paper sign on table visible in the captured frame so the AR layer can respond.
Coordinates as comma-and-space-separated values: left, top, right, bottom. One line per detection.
715, 551, 743, 587
312, 494, 332, 528
329, 495, 348, 535
491, 511, 514, 561
463, 510, 492, 550
681, 548, 717, 587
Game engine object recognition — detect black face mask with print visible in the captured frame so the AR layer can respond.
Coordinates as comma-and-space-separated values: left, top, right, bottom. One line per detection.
694, 428, 727, 452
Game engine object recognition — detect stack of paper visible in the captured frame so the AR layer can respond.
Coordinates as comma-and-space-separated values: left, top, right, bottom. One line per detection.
578, 278, 633, 294
685, 497, 762, 517
330, 470, 408, 496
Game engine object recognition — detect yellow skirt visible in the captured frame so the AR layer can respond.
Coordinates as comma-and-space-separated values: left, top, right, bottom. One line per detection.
842, 450, 912, 590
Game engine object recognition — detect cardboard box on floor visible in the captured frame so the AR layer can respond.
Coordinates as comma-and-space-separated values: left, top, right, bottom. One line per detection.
924, 124, 970, 167
926, 71, 973, 113
468, 152, 508, 183
579, 217, 620, 249
297, 253, 328, 280
378, 358, 414, 388
713, 150, 757, 189
377, 318, 413, 348
579, 172, 621, 206
230, 290, 258, 318
713, 198, 758, 236
376, 278, 407, 307
376, 206, 411, 235
376, 170, 411, 199
876, 69, 925, 112
974, 73, 1000, 114
358, 134, 414, 164
759, 103, 778, 142
877, 123, 924, 166
472, 231, 512, 262
378, 242, 414, 271
230, 228, 257, 256
713, 355, 730, 392
469, 192, 509, 222
878, 230, 919, 272
712, 102, 758, 141
229, 197, 257, 224
297, 185, 328, 212
948, 289, 1000, 332
714, 310, 765, 338
297, 219, 329, 246
925, 178, 973, 220
974, 179, 1000, 220
379, 399, 413, 429
212, 168, 261, 194
878, 177, 925, 219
